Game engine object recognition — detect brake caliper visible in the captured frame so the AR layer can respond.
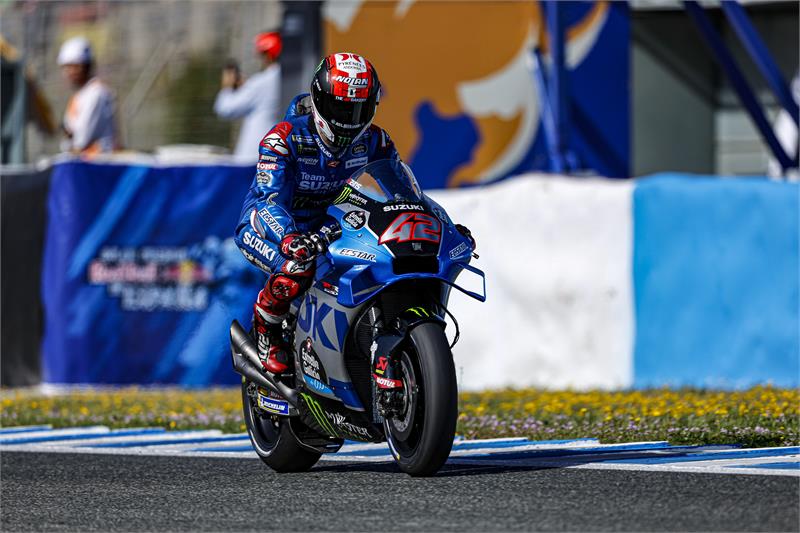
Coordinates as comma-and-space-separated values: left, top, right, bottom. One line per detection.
372, 343, 404, 418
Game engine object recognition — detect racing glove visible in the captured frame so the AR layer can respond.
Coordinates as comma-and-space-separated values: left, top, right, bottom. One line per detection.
280, 233, 317, 261
455, 223, 476, 250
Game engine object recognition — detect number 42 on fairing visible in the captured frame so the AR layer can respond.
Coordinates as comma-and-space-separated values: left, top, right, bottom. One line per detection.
379, 212, 441, 244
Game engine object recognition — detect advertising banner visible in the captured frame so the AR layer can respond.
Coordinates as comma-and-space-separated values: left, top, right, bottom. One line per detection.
324, 0, 630, 187
42, 161, 263, 385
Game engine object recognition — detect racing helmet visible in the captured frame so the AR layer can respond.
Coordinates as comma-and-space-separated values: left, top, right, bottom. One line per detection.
310, 53, 380, 149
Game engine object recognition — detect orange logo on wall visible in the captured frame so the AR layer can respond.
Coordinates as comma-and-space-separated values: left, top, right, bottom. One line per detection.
325, 1, 610, 187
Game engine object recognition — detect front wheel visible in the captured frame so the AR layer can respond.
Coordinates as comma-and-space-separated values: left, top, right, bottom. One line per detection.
241, 381, 321, 472
384, 322, 458, 477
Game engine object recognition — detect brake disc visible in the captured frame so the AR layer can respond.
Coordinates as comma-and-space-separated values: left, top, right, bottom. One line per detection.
389, 352, 417, 440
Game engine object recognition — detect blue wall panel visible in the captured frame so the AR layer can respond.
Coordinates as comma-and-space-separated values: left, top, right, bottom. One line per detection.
633, 174, 799, 387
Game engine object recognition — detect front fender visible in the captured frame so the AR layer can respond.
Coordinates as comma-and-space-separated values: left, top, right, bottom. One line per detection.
396, 306, 447, 332
371, 307, 447, 369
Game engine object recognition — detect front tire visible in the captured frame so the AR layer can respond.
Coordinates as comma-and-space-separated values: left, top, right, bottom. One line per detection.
385, 322, 458, 476
241, 381, 321, 473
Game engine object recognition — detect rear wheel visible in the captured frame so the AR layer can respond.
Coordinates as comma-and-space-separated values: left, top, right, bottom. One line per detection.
241, 381, 321, 473
384, 322, 457, 476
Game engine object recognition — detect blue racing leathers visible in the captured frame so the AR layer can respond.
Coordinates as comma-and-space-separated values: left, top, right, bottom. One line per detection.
234, 94, 399, 321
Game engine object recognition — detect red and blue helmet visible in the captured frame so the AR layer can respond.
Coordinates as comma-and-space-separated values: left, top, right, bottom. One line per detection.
311, 53, 381, 149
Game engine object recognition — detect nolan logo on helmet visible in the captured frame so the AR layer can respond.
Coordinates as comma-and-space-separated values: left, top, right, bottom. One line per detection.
332, 75, 368, 86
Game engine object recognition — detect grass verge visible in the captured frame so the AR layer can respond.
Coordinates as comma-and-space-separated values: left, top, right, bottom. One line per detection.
1, 386, 797, 447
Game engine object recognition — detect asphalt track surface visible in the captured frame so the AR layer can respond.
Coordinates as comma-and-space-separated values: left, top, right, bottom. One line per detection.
2, 451, 798, 532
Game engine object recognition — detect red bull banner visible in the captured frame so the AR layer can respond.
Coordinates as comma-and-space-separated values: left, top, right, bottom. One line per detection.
324, 0, 629, 186
41, 161, 263, 385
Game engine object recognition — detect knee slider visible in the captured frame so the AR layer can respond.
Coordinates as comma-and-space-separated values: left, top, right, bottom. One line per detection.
268, 274, 304, 302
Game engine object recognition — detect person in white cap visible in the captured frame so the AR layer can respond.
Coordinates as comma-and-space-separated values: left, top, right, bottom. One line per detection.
214, 31, 282, 162
58, 36, 118, 155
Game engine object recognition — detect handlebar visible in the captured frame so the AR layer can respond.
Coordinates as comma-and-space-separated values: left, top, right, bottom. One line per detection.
314, 222, 342, 252
293, 223, 342, 267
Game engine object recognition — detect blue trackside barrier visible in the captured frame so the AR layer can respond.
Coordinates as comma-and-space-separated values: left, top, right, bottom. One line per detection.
38, 161, 799, 389
632, 173, 799, 388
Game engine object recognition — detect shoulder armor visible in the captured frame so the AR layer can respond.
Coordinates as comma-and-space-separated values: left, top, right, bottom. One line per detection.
260, 121, 293, 156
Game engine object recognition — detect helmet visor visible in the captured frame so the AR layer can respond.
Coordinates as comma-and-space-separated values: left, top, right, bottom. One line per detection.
314, 91, 377, 132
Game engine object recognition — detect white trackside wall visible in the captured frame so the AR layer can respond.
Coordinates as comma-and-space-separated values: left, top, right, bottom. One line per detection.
429, 174, 635, 391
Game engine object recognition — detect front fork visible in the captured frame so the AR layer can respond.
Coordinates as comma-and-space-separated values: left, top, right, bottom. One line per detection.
369, 305, 446, 418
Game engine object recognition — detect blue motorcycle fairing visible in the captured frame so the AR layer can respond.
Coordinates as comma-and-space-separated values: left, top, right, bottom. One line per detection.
289, 159, 484, 442
318, 198, 486, 308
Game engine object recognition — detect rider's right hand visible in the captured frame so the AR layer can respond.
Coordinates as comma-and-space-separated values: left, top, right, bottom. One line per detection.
280, 233, 317, 261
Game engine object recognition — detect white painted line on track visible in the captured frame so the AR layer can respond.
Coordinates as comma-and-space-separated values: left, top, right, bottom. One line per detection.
0, 425, 54, 434
0, 426, 110, 442
565, 460, 800, 477
33, 430, 232, 448
661, 454, 800, 469
1, 426, 796, 477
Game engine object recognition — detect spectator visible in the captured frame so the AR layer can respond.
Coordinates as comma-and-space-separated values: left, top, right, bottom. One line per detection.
1, 35, 57, 164
58, 36, 118, 155
214, 31, 282, 162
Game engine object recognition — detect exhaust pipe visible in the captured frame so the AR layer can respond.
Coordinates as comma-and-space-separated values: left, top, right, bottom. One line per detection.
229, 320, 298, 408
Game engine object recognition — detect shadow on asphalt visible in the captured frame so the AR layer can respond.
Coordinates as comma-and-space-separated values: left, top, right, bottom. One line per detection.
314, 447, 719, 478
314, 460, 621, 478
313, 461, 550, 477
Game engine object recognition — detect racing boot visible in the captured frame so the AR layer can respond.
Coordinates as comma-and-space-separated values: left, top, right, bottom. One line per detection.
253, 297, 292, 375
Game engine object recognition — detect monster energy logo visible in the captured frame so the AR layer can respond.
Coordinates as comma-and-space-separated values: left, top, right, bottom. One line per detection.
301, 393, 372, 440
301, 393, 338, 437
406, 307, 431, 318
332, 187, 352, 205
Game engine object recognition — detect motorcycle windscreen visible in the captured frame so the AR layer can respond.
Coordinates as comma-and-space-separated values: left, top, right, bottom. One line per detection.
348, 159, 441, 261
347, 159, 423, 204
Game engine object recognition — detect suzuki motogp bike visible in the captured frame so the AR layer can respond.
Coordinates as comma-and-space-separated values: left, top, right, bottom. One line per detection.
229, 159, 485, 477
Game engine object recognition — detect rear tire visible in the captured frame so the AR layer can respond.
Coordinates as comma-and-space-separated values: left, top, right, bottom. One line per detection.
385, 322, 458, 476
241, 381, 321, 473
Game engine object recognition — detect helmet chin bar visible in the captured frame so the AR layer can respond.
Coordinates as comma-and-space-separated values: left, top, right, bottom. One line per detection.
312, 107, 336, 145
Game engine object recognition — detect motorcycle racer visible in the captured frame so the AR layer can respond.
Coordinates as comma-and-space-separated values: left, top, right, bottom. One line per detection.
234, 53, 400, 375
